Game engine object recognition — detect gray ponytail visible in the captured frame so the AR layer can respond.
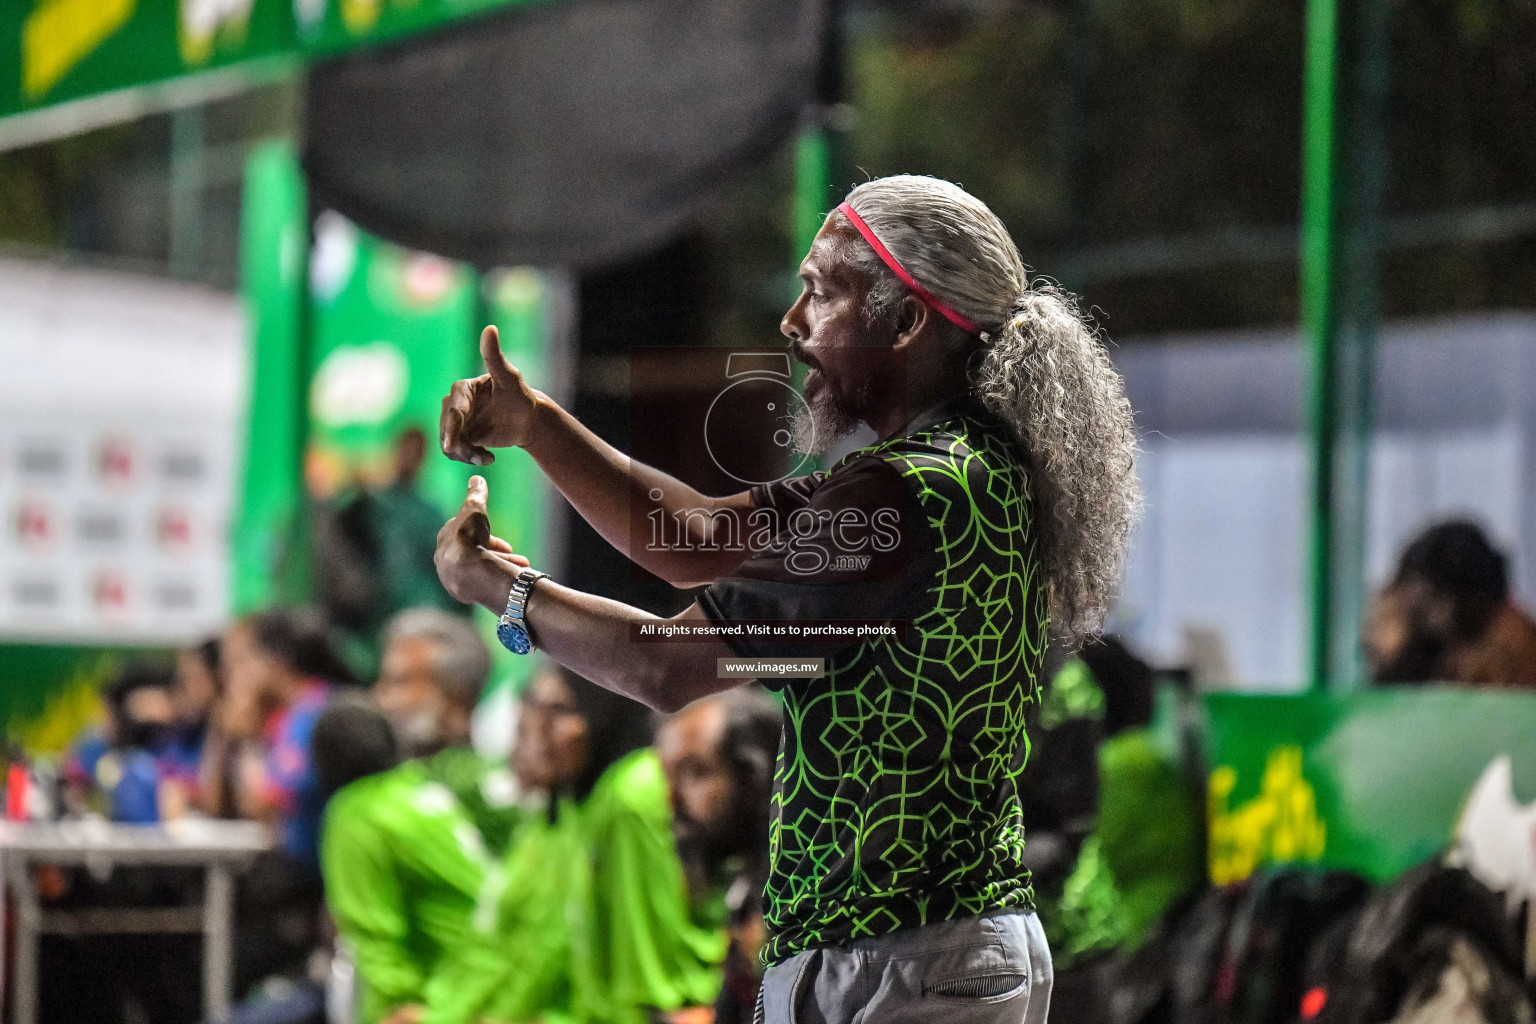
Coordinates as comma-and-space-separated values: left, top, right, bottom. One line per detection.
973, 285, 1141, 637
843, 175, 1141, 638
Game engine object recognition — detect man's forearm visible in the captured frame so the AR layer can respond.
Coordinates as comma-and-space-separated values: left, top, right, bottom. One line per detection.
521, 395, 755, 586
471, 565, 735, 713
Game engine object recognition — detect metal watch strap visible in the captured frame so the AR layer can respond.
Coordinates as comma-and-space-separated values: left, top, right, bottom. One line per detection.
503, 568, 548, 642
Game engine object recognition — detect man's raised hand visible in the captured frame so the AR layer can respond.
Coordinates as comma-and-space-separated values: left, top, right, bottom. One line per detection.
434, 475, 530, 610
439, 325, 541, 465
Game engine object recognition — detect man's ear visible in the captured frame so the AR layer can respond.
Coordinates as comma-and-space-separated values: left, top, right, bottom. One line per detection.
891, 295, 931, 352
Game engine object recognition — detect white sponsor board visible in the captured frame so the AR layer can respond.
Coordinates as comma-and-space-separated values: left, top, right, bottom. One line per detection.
0, 256, 246, 644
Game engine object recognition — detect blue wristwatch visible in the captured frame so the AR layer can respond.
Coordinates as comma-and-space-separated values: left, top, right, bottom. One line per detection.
496, 568, 548, 655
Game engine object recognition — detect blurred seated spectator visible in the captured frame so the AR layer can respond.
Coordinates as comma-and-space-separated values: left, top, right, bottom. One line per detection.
62, 659, 178, 822
48, 659, 205, 1023
202, 607, 356, 995
219, 694, 403, 1024
158, 637, 222, 819
1020, 643, 1104, 957
541, 669, 726, 1024
321, 691, 515, 1024
1367, 519, 1536, 688
422, 665, 725, 1024
656, 688, 782, 1024
374, 607, 521, 854
203, 607, 355, 863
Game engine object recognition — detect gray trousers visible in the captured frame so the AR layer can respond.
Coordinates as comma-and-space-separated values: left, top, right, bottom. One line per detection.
759, 911, 1053, 1024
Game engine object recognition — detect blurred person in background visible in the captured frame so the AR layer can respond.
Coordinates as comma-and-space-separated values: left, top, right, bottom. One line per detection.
1017, 645, 1104, 964
221, 694, 403, 1024
435, 175, 1142, 1024
656, 688, 782, 1024
374, 606, 521, 854
1035, 638, 1203, 1010
372, 427, 465, 618
205, 607, 356, 862
158, 637, 222, 819
201, 607, 356, 996
61, 659, 178, 822
320, 690, 503, 1024
315, 426, 467, 681
472, 665, 724, 1024
47, 659, 203, 1023
1367, 520, 1536, 688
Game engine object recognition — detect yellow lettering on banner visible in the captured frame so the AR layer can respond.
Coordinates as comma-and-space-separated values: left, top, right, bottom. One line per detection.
340, 0, 383, 33
1207, 745, 1328, 885
22, 0, 137, 99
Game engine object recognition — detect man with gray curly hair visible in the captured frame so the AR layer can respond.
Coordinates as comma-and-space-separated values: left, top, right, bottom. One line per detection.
435, 174, 1141, 1023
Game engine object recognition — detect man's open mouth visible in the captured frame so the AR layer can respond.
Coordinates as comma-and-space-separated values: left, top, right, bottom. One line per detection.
790, 343, 821, 373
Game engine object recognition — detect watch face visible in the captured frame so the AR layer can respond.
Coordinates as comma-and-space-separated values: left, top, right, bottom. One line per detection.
497, 619, 532, 655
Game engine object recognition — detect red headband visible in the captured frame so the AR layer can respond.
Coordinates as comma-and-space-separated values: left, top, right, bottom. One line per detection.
836, 201, 981, 335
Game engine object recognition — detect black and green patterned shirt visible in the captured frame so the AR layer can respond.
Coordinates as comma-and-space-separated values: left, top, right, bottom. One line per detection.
698, 396, 1049, 964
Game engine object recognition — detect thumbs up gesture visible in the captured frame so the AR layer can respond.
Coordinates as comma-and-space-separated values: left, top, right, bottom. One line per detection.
439, 325, 542, 465
434, 475, 531, 609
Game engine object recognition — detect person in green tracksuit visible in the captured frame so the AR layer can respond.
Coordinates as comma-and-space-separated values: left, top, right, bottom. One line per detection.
566, 745, 728, 1024
477, 666, 728, 1024
374, 607, 523, 856
321, 725, 513, 1024
346, 665, 727, 1024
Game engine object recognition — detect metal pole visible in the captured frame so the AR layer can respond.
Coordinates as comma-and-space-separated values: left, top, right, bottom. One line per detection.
790, 116, 830, 474
1301, 0, 1343, 692
1331, 0, 1390, 688
170, 105, 206, 279
9, 855, 40, 1024
203, 862, 235, 1021
794, 0, 841, 271
794, 120, 833, 266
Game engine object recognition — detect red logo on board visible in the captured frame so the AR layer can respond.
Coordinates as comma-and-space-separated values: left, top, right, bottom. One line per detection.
15, 501, 53, 548
98, 438, 135, 486
93, 571, 129, 612
157, 507, 194, 550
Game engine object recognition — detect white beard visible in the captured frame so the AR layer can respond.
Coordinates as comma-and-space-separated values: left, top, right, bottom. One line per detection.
388, 708, 444, 757
791, 369, 862, 456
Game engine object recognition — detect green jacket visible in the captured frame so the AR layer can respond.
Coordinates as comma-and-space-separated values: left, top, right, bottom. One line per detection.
567, 748, 727, 1024
423, 746, 525, 858
322, 760, 505, 1024
325, 749, 726, 1024
477, 748, 727, 1024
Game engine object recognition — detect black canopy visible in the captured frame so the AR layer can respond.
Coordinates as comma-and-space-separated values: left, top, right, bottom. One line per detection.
304, 0, 829, 270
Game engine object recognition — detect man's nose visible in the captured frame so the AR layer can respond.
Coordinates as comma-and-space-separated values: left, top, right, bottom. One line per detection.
780, 313, 801, 341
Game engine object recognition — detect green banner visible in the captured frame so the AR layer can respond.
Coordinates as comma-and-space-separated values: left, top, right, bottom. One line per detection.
1204, 686, 1536, 885
305, 210, 479, 511
299, 0, 525, 55
238, 140, 558, 695
1, 0, 292, 119
235, 140, 309, 613
1, 0, 537, 121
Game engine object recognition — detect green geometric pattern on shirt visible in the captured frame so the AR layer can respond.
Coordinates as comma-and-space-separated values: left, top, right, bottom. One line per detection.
761, 409, 1049, 964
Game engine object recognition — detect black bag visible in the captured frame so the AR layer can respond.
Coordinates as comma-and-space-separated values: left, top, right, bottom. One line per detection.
1083, 869, 1370, 1024
1305, 861, 1532, 1024
1221, 870, 1371, 1024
